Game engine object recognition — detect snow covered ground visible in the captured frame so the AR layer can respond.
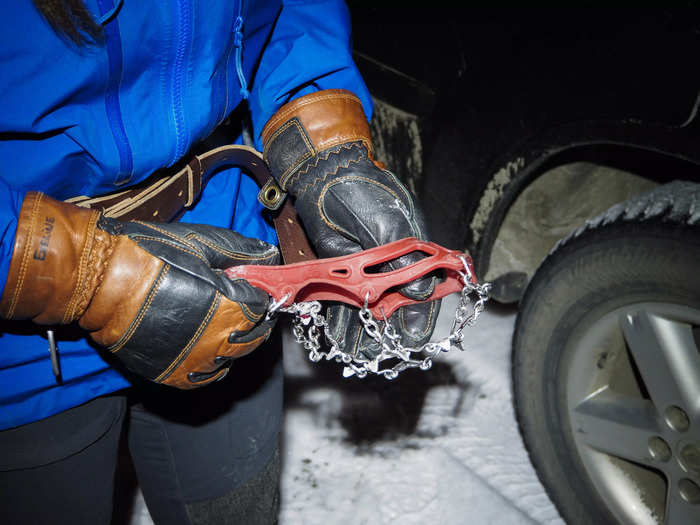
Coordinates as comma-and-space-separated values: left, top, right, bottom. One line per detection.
124, 295, 562, 524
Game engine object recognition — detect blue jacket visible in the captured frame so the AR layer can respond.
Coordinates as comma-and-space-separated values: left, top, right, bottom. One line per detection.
0, 0, 371, 429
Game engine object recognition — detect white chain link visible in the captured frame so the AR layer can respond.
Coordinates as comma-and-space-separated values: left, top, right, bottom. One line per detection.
275, 255, 491, 380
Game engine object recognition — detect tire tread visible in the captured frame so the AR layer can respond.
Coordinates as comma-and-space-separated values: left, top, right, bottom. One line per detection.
512, 180, 700, 525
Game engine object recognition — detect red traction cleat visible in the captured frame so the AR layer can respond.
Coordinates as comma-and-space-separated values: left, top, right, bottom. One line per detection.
224, 237, 477, 318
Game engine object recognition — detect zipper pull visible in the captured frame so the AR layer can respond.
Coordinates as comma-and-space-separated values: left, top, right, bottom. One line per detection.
233, 15, 249, 100
97, 0, 124, 25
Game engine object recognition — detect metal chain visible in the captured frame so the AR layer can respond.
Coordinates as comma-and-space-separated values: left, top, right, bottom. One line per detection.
275, 255, 491, 380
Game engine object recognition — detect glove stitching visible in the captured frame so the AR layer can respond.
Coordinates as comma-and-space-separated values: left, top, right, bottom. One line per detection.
274, 129, 315, 190
129, 236, 209, 265
4, 192, 43, 318
86, 234, 116, 314
399, 298, 437, 339
225, 326, 272, 355
109, 264, 171, 354
318, 174, 433, 300
316, 176, 404, 240
237, 300, 263, 322
263, 118, 315, 169
404, 280, 435, 301
326, 305, 346, 343
132, 221, 201, 252
184, 234, 278, 262
63, 209, 101, 323
285, 142, 365, 193
349, 321, 365, 359
320, 190, 364, 244
155, 290, 222, 382
73, 227, 115, 320
312, 136, 373, 160
262, 93, 363, 141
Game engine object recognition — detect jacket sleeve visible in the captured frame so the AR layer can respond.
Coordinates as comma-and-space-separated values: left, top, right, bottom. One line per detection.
0, 181, 22, 299
248, 0, 373, 149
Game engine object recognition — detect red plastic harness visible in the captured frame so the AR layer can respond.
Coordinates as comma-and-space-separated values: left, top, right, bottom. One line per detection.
224, 237, 476, 318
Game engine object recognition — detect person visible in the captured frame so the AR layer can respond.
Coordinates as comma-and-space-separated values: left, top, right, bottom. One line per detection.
0, 1, 439, 523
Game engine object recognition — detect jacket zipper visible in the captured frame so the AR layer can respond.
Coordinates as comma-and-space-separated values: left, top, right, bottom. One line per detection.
96, 0, 134, 185
170, 0, 193, 164
216, 1, 248, 129
215, 16, 236, 127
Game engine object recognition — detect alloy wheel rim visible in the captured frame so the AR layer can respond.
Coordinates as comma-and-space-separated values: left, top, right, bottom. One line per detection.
565, 302, 700, 524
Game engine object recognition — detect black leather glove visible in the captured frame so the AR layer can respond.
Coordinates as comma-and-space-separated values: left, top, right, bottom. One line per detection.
0, 192, 279, 388
262, 89, 439, 359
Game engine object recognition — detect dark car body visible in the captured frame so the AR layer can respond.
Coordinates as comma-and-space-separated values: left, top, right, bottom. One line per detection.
348, 7, 700, 301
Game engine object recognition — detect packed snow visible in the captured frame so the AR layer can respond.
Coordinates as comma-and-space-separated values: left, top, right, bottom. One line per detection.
122, 294, 562, 524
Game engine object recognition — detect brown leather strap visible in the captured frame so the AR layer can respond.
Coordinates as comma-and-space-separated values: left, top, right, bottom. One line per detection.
67, 145, 315, 264
196, 146, 315, 264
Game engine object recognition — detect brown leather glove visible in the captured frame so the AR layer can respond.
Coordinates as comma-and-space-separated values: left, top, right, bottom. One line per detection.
262, 89, 439, 359
0, 192, 279, 388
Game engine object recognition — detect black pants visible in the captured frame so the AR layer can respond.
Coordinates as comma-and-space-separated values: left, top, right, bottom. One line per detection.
0, 337, 283, 525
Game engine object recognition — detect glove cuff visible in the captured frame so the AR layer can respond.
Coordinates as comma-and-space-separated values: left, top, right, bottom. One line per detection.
262, 89, 375, 191
0, 192, 107, 324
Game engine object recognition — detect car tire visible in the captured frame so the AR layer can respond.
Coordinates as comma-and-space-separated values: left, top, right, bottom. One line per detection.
513, 181, 700, 525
